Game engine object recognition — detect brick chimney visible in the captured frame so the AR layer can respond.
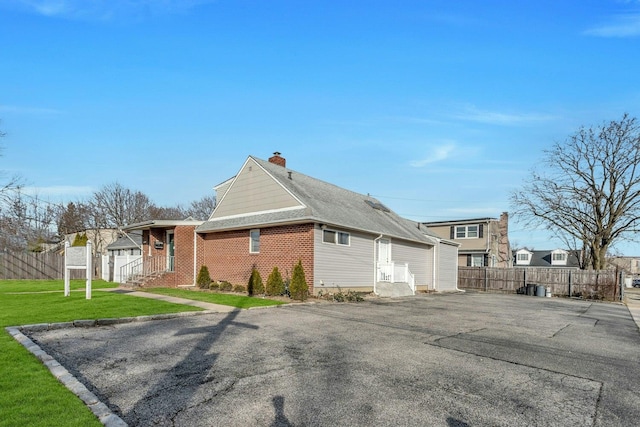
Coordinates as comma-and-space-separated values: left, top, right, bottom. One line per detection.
497, 212, 511, 267
268, 152, 286, 167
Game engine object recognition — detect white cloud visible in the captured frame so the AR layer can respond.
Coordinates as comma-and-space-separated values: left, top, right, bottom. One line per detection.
451, 104, 556, 126
584, 13, 640, 37
410, 142, 457, 167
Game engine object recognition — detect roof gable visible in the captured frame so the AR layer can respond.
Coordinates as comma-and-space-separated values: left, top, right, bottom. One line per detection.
211, 157, 304, 219
197, 156, 440, 244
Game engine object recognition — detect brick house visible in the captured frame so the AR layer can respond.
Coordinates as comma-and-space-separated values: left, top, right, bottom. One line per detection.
123, 219, 204, 288
126, 153, 460, 296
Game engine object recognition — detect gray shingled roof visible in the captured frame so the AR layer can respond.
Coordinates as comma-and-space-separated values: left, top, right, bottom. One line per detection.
106, 230, 142, 251
513, 250, 581, 268
196, 156, 439, 245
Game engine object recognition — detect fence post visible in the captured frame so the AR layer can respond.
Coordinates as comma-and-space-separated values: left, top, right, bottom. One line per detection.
484, 267, 488, 292
568, 270, 572, 297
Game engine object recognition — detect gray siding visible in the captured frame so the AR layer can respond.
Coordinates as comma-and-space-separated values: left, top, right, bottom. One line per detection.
437, 241, 459, 291
390, 239, 432, 286
212, 158, 302, 218
314, 227, 374, 290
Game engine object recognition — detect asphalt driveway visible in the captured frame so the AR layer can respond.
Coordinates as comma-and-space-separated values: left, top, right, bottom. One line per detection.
27, 292, 640, 426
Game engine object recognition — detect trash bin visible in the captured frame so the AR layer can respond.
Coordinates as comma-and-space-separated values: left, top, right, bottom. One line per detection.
526, 284, 535, 296
535, 285, 546, 297
545, 286, 551, 297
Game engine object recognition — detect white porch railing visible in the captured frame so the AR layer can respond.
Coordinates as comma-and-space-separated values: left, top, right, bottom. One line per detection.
377, 262, 416, 294
119, 255, 172, 284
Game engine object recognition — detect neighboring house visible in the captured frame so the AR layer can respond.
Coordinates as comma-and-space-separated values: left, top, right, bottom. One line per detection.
607, 256, 640, 276
125, 153, 460, 296
513, 248, 581, 268
105, 230, 143, 256
63, 229, 120, 255
423, 213, 511, 268
101, 230, 143, 283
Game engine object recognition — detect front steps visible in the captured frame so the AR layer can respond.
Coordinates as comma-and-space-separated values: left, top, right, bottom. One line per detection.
376, 282, 414, 297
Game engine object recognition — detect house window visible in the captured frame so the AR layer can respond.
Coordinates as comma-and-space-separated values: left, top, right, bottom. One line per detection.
517, 253, 530, 261
322, 229, 350, 246
250, 229, 260, 253
471, 254, 484, 267
455, 225, 479, 239
551, 250, 567, 265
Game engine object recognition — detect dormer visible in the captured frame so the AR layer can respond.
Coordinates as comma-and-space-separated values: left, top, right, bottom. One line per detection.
515, 249, 533, 265
551, 249, 568, 266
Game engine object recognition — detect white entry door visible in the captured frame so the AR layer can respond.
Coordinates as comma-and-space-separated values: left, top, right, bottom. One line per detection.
378, 239, 391, 263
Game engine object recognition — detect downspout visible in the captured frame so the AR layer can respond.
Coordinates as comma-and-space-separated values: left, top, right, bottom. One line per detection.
373, 234, 383, 295
433, 240, 438, 291
193, 229, 197, 286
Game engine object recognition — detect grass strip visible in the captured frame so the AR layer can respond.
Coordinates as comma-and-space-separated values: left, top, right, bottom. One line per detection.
143, 287, 288, 308
0, 279, 203, 427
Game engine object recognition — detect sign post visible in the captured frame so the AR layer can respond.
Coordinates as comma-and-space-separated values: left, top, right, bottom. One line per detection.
64, 240, 93, 299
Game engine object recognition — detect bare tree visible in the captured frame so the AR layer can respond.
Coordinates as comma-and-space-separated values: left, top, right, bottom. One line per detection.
184, 195, 216, 220
148, 205, 187, 220
0, 120, 21, 205
92, 182, 154, 227
56, 201, 91, 236
0, 190, 57, 252
511, 113, 640, 270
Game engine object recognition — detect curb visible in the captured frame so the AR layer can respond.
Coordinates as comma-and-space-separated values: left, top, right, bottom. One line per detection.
5, 309, 225, 427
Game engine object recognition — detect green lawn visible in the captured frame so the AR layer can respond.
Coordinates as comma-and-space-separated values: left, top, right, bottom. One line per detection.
0, 279, 205, 427
144, 287, 287, 308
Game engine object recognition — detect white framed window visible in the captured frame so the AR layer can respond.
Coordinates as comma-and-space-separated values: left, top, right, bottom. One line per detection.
455, 225, 479, 239
515, 250, 532, 265
249, 229, 260, 253
471, 254, 484, 267
322, 229, 350, 246
551, 250, 567, 265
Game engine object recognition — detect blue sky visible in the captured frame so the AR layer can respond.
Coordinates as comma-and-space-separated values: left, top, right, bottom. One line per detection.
1, 0, 640, 254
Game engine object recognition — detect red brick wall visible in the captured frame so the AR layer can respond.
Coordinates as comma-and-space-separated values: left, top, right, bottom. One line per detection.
201, 223, 314, 293
140, 226, 197, 288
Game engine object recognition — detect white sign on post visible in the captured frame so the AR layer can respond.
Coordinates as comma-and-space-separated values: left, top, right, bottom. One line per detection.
64, 240, 92, 299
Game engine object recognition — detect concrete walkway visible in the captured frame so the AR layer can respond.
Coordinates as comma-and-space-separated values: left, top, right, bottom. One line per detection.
624, 286, 640, 330
102, 288, 237, 312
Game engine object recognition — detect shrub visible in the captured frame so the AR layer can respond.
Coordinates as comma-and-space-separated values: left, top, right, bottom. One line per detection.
247, 268, 264, 296
233, 284, 246, 293
219, 281, 233, 291
289, 260, 309, 301
196, 265, 212, 289
209, 282, 220, 291
72, 232, 88, 247
266, 266, 285, 296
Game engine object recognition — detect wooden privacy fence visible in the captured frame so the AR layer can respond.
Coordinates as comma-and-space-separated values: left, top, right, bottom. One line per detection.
458, 267, 621, 301
0, 251, 102, 280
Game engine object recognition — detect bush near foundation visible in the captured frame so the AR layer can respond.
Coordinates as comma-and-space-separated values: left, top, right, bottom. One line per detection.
233, 284, 246, 293
289, 260, 308, 301
196, 266, 212, 289
247, 268, 264, 296
219, 281, 233, 291
266, 266, 285, 296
